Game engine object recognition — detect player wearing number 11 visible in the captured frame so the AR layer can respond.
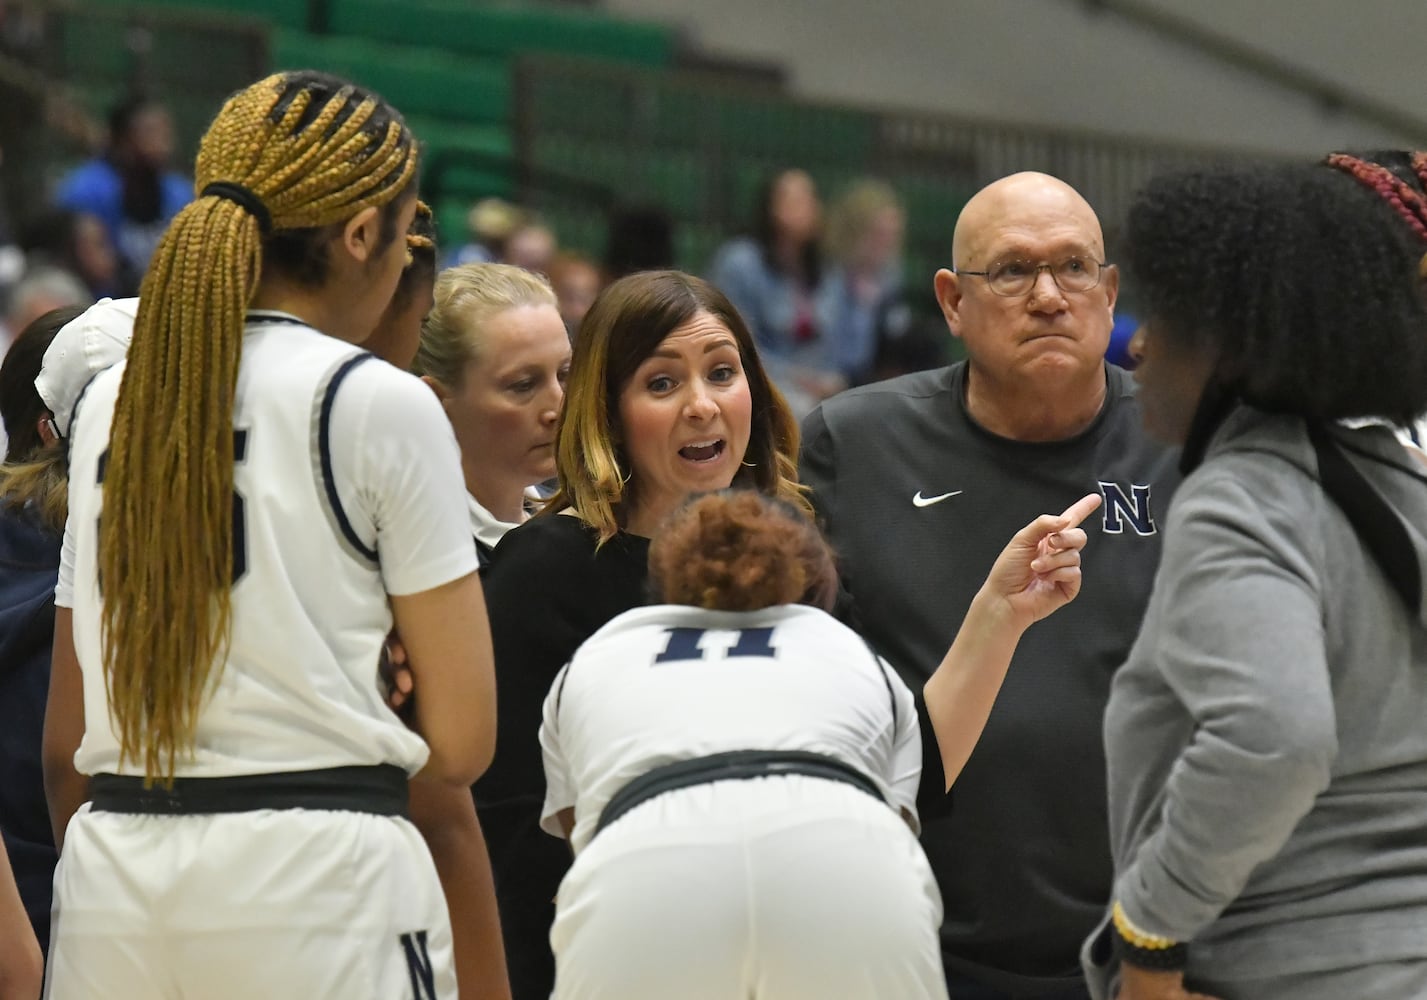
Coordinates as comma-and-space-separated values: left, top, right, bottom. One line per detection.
537, 488, 1098, 999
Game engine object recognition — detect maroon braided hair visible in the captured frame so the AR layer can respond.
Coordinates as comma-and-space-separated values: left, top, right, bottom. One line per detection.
1326, 151, 1427, 245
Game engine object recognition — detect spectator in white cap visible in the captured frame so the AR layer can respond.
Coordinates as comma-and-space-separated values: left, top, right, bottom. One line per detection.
0, 299, 130, 983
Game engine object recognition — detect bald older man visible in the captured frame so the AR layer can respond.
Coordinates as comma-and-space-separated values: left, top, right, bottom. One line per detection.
801, 172, 1180, 1000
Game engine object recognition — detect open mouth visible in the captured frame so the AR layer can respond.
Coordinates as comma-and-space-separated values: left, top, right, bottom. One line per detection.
678, 439, 726, 463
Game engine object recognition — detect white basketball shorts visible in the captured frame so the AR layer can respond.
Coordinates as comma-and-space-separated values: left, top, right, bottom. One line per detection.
551, 775, 948, 1000
46, 802, 455, 999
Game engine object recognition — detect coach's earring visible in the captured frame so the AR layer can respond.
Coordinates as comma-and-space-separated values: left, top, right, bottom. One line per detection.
741, 460, 756, 467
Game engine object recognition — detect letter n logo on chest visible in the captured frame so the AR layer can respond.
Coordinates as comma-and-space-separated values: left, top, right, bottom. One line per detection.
1097, 482, 1157, 536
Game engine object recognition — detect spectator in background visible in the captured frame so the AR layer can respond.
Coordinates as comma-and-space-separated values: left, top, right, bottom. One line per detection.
821, 179, 907, 386
18, 208, 120, 300
0, 143, 22, 300
447, 197, 522, 269
604, 203, 675, 280
547, 251, 601, 340
503, 220, 557, 276
1105, 313, 1140, 370
55, 96, 191, 293
709, 168, 841, 417
868, 292, 949, 383
0, 268, 89, 360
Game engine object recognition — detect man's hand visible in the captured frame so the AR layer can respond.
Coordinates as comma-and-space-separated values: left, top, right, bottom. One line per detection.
1117, 966, 1221, 1000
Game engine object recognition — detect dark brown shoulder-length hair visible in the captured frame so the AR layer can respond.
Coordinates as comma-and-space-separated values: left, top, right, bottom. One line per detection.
541, 269, 809, 543
649, 489, 837, 613
0, 305, 87, 534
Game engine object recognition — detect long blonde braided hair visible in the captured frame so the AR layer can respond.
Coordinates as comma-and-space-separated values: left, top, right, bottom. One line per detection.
100, 72, 418, 782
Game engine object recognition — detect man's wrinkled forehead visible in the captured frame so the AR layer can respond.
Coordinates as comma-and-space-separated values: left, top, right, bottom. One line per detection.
953, 173, 1105, 265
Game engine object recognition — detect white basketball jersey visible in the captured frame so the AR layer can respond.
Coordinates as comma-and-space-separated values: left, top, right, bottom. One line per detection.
60, 313, 478, 778
541, 603, 922, 853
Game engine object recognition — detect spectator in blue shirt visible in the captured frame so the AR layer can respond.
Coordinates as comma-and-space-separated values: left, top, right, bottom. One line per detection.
55, 97, 191, 293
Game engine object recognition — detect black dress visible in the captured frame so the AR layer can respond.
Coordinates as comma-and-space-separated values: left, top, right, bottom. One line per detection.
476, 513, 651, 1000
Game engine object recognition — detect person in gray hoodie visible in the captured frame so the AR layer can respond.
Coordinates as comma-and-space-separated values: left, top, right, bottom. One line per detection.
1083, 158, 1427, 1000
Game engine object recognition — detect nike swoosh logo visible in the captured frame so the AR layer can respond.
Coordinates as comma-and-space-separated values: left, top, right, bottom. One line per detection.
912, 490, 963, 507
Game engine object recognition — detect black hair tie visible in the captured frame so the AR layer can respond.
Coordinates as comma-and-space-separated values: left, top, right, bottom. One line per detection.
201, 181, 273, 235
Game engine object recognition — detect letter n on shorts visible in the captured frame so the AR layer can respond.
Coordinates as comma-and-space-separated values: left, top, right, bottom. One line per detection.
400, 930, 437, 999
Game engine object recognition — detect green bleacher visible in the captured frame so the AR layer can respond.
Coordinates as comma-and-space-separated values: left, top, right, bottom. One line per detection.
270, 32, 511, 124
77, 0, 676, 63
329, 0, 672, 67
53, 0, 976, 277
81, 0, 307, 32
63, 0, 679, 254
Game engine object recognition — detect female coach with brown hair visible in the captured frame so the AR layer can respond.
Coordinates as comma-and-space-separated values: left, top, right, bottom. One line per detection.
476, 269, 805, 998
42, 72, 496, 998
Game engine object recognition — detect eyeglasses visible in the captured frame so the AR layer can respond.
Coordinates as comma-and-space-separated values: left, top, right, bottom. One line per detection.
955, 256, 1110, 297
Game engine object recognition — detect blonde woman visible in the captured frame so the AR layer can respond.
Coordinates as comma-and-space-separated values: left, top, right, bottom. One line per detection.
413, 263, 571, 567
821, 179, 906, 386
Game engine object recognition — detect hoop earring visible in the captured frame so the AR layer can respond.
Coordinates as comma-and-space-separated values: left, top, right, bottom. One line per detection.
741, 461, 756, 468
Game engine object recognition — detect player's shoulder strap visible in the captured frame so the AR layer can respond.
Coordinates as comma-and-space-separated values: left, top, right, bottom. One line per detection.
312, 351, 379, 566
65, 367, 106, 453
861, 635, 898, 731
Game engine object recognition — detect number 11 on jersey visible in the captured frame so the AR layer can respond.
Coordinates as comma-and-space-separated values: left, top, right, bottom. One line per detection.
653, 626, 779, 664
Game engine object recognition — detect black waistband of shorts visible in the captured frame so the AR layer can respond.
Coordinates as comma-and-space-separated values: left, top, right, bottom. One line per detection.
595, 749, 884, 837
89, 764, 409, 818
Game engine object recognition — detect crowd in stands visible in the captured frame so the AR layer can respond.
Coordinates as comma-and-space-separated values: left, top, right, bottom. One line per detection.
0, 95, 950, 398
2, 65, 1427, 1000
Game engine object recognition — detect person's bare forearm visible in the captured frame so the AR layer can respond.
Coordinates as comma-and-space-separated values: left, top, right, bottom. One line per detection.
924, 496, 1100, 791
924, 589, 1024, 790
44, 607, 87, 849
410, 782, 511, 1000
0, 840, 42, 1000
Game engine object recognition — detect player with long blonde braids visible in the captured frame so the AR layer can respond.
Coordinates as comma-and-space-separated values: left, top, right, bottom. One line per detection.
42, 71, 496, 998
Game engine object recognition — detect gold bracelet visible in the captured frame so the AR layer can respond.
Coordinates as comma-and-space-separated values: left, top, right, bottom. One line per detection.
1112, 900, 1179, 951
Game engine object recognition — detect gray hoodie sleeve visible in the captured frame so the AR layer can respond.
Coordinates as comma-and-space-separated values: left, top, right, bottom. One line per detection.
1115, 465, 1338, 940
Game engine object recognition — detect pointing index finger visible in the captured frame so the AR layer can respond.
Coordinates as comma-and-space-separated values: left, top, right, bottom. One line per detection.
1059, 492, 1103, 530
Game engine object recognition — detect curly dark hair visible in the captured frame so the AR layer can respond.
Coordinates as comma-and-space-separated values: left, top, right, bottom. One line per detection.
648, 490, 837, 613
1125, 161, 1427, 422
